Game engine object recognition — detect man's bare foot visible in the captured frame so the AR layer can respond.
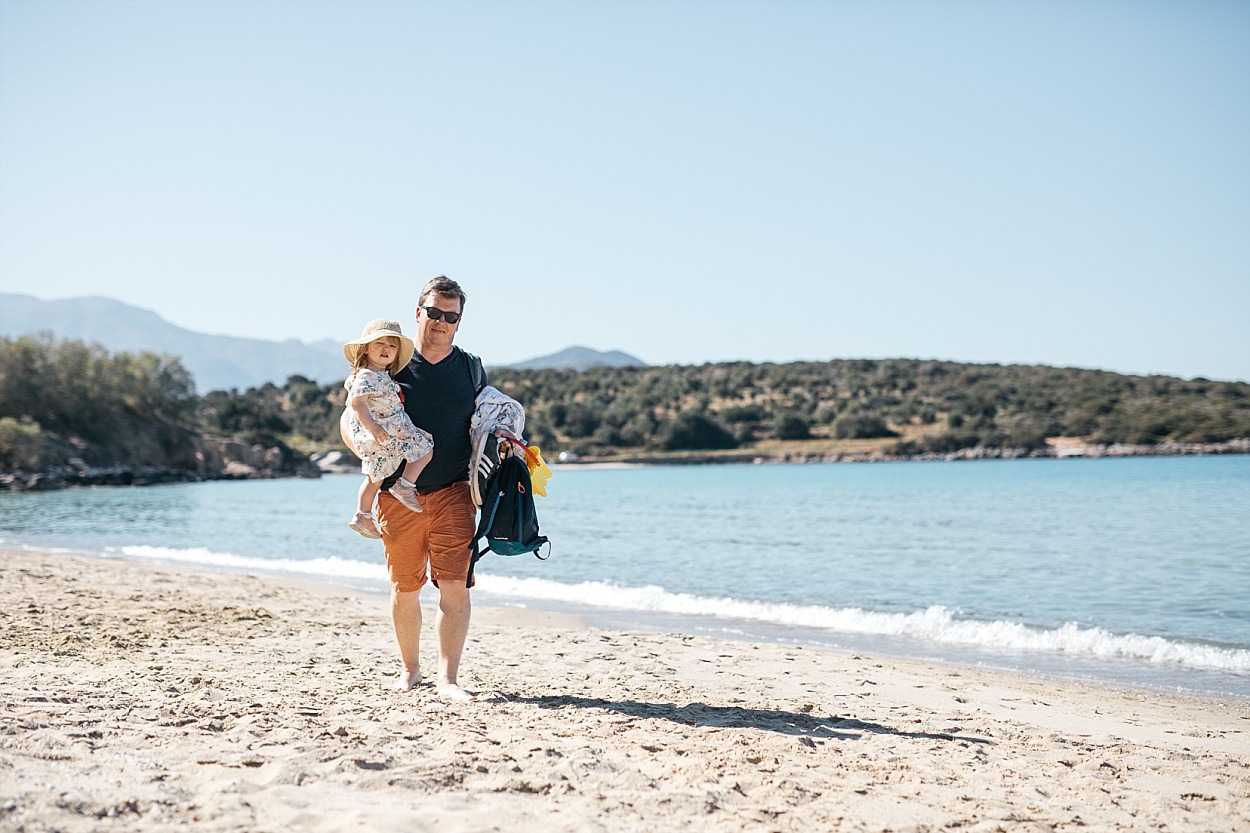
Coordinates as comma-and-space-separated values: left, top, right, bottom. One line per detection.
395, 668, 422, 692
435, 682, 476, 701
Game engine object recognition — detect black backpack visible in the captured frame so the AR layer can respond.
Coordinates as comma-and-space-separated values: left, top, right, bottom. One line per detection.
467, 450, 550, 586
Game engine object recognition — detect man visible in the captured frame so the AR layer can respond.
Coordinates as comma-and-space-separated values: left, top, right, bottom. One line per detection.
375, 275, 484, 700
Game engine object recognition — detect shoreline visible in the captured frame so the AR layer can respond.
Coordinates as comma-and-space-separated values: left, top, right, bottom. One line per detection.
548, 600, 1250, 703
7, 540, 1249, 703
3, 548, 1248, 832
4, 437, 1247, 490
555, 437, 1250, 468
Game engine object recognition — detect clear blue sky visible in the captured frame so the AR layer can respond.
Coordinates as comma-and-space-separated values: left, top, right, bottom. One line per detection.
2, 0, 1247, 381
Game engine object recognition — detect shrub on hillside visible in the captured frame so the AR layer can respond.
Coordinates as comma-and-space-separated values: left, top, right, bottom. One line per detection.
833, 414, 898, 439
0, 417, 42, 469
660, 411, 738, 451
774, 412, 812, 440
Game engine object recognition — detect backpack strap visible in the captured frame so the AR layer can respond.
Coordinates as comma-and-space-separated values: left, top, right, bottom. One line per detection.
466, 480, 502, 586
463, 349, 486, 395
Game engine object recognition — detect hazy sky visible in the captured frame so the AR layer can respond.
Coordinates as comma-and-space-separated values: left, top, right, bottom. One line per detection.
1, 0, 1247, 380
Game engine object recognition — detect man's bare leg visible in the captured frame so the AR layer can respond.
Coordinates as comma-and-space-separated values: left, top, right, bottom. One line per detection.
391, 588, 423, 691
434, 583, 474, 700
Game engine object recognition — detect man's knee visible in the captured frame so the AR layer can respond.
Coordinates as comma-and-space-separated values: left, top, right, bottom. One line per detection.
391, 589, 421, 619
438, 584, 471, 613
393, 588, 422, 607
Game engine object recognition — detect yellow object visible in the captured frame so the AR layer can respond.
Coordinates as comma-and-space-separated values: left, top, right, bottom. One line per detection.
525, 445, 553, 497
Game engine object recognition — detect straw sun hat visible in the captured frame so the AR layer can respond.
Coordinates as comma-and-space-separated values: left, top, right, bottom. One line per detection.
342, 318, 415, 370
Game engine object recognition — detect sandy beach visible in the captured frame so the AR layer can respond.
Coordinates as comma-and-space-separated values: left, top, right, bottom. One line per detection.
2, 548, 1246, 832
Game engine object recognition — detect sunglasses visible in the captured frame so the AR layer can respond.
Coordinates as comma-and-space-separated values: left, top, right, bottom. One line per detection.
420, 306, 462, 324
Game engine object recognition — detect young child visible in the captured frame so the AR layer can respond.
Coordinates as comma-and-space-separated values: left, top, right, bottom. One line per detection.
342, 318, 432, 538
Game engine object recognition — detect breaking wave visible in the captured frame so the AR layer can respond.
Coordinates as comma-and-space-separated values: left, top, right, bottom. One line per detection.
476, 575, 1250, 675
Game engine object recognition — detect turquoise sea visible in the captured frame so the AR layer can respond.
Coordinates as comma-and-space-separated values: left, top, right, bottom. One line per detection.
2, 455, 1248, 698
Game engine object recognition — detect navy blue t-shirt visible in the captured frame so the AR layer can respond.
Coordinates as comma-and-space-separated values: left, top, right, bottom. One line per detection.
382, 346, 485, 492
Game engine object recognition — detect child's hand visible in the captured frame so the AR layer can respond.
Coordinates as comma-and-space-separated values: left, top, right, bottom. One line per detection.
370, 427, 388, 444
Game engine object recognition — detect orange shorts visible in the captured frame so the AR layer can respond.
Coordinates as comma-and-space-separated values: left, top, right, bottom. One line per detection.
377, 480, 476, 592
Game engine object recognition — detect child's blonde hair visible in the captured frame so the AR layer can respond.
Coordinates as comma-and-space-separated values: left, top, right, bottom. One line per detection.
353, 337, 405, 376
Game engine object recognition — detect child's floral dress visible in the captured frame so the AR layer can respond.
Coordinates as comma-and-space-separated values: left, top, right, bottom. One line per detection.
344, 369, 434, 482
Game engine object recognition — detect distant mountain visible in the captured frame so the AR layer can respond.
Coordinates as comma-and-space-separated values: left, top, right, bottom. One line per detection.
0, 294, 345, 393
503, 345, 647, 371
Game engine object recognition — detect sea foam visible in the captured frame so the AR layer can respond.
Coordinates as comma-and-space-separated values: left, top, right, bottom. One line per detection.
476, 574, 1250, 675
116, 544, 388, 585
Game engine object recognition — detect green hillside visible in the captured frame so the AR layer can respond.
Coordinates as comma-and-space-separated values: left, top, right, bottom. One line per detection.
489, 359, 1250, 460
4, 335, 1248, 479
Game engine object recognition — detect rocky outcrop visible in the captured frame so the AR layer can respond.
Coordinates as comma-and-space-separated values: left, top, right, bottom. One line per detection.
197, 435, 322, 480
1038, 437, 1250, 459
0, 433, 321, 492
309, 450, 361, 474
204, 437, 321, 480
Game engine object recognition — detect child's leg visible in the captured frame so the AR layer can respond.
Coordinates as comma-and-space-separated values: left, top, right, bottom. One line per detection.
358, 476, 381, 514
398, 447, 432, 487
349, 477, 384, 538
389, 435, 434, 515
